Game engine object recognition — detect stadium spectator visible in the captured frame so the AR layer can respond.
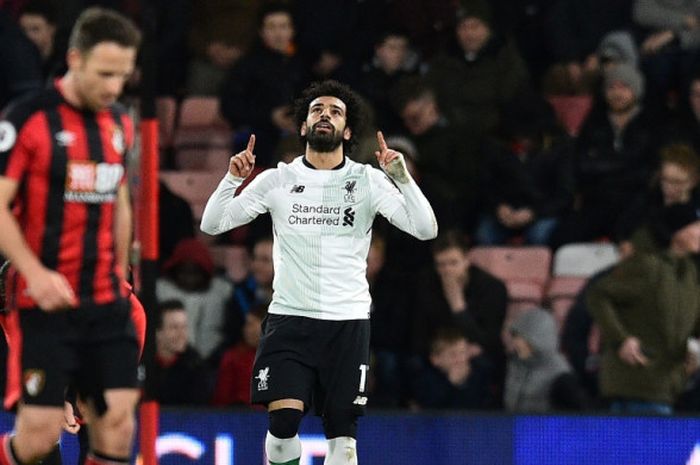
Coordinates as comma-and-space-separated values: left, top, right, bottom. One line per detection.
0, 7, 42, 110
411, 230, 508, 398
157, 238, 233, 362
474, 91, 574, 246
224, 235, 273, 348
505, 307, 588, 412
616, 143, 700, 247
186, 0, 260, 96
663, 70, 700, 153
212, 304, 266, 406
386, 0, 458, 60
355, 29, 419, 136
633, 0, 700, 109
588, 201, 700, 414
219, 2, 308, 167
543, 0, 634, 95
412, 327, 493, 410
18, 0, 67, 83
154, 300, 211, 405
158, 180, 195, 268
425, 0, 530, 135
550, 64, 659, 248
392, 76, 481, 231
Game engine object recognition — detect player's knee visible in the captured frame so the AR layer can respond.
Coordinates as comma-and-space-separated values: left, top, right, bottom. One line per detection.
322, 410, 358, 439
98, 405, 136, 449
16, 431, 61, 461
269, 408, 304, 439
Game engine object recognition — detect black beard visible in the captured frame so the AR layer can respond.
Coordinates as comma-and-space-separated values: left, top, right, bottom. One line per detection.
306, 127, 344, 152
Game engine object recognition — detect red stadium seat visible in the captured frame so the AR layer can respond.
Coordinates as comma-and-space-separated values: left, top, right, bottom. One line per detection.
175, 148, 232, 171
159, 170, 222, 220
547, 95, 593, 136
468, 246, 552, 306
173, 97, 232, 169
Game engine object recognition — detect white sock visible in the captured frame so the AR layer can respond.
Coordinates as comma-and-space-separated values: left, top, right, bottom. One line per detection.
324, 437, 358, 465
265, 432, 301, 464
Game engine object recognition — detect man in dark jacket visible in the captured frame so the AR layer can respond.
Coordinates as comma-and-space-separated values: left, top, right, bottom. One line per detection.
588, 201, 700, 414
412, 230, 508, 395
219, 2, 308, 166
551, 64, 659, 248
0, 8, 43, 110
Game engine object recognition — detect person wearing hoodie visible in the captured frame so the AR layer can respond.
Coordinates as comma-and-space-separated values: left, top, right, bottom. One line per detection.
505, 307, 588, 412
156, 238, 233, 363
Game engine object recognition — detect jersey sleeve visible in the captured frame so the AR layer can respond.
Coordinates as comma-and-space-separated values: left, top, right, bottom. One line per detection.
200, 169, 275, 235
0, 108, 35, 182
369, 167, 438, 240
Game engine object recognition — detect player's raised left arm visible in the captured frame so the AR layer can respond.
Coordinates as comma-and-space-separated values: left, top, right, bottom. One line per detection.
373, 131, 438, 240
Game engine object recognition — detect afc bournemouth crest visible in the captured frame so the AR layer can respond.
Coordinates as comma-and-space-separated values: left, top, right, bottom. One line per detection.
111, 124, 125, 155
23, 369, 46, 397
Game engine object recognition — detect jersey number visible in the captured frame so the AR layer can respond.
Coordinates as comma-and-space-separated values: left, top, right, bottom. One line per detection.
358, 364, 369, 393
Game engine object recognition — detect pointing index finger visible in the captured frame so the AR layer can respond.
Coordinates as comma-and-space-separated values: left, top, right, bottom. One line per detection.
246, 134, 256, 153
376, 131, 388, 153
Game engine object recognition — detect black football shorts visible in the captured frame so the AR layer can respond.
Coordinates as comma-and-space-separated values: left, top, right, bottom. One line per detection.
251, 314, 371, 417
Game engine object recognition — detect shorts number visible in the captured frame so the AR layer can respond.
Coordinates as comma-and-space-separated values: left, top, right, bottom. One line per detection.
358, 364, 369, 393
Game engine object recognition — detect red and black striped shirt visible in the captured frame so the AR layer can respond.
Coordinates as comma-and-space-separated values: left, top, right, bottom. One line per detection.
0, 82, 133, 309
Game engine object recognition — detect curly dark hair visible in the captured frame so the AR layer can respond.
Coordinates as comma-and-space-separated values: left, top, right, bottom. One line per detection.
293, 80, 364, 155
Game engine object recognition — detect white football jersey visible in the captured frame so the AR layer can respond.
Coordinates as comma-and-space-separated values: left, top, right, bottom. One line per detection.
201, 156, 437, 320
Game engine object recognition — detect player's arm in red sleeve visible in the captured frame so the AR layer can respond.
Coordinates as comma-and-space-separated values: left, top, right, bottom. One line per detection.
0, 117, 76, 311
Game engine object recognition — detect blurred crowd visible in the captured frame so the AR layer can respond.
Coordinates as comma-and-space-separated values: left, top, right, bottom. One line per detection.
3, 0, 700, 414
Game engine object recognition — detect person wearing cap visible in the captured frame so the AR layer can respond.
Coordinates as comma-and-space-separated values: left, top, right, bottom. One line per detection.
156, 238, 233, 362
588, 201, 700, 414
550, 63, 659, 249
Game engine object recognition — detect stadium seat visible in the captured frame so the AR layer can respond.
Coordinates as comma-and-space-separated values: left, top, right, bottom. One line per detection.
547, 95, 593, 136
546, 276, 587, 330
552, 242, 620, 277
468, 246, 552, 305
159, 171, 222, 220
173, 97, 232, 160
175, 148, 232, 171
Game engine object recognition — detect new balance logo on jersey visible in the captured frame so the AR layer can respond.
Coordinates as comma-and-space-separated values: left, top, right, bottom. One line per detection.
290, 185, 305, 193
343, 207, 355, 227
255, 367, 270, 391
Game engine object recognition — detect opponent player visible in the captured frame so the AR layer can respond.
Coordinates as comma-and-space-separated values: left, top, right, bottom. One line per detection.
0, 8, 141, 465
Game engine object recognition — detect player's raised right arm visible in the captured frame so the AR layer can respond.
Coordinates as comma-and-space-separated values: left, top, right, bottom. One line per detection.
200, 134, 267, 235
